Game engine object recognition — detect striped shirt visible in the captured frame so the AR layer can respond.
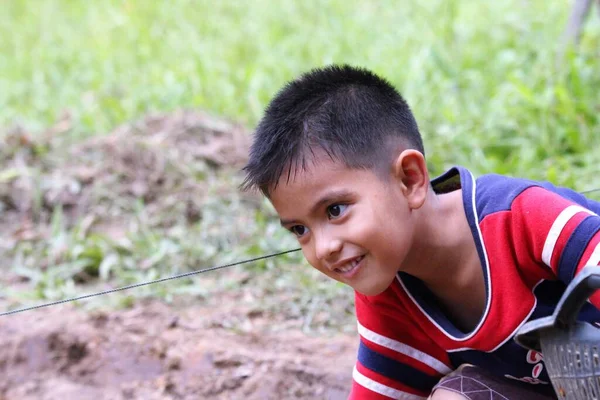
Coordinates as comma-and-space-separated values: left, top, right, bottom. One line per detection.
349, 166, 600, 399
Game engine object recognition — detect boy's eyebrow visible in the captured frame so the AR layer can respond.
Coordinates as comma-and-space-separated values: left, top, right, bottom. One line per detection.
279, 189, 353, 226
279, 218, 297, 227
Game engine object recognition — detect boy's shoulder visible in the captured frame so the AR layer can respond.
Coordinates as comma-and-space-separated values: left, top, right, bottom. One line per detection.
475, 169, 600, 218
433, 166, 600, 219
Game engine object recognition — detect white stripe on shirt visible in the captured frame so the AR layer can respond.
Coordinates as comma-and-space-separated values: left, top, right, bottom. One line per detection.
353, 366, 426, 400
358, 321, 452, 375
585, 242, 600, 267
542, 205, 596, 266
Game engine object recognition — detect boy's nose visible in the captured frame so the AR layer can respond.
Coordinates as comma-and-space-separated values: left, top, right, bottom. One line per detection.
314, 232, 343, 263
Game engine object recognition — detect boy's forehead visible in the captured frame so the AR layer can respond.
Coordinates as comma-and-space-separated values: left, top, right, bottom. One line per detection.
269, 158, 387, 212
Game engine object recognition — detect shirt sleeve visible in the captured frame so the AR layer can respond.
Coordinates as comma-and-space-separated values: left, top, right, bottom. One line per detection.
510, 186, 600, 305
348, 292, 453, 399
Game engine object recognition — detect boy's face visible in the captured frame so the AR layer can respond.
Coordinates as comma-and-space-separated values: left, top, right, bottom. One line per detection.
269, 155, 419, 296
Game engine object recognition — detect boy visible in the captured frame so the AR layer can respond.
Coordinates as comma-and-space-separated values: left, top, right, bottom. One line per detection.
241, 65, 600, 399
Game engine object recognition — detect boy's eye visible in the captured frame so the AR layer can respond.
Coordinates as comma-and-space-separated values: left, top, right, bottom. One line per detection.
290, 225, 308, 237
327, 204, 348, 219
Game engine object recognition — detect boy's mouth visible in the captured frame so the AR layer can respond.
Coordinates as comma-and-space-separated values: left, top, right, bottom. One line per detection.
335, 255, 365, 277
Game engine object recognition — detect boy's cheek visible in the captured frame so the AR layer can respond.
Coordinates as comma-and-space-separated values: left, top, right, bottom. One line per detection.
303, 254, 328, 275
300, 248, 315, 267
304, 255, 320, 270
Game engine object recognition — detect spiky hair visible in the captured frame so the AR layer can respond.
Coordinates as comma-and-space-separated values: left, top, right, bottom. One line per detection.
241, 65, 424, 195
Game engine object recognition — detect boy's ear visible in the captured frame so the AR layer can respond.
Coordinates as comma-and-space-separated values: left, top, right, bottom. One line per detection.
392, 150, 429, 209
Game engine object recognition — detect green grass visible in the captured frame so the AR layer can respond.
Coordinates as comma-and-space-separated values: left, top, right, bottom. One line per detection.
1, 0, 600, 315
2, 1, 600, 181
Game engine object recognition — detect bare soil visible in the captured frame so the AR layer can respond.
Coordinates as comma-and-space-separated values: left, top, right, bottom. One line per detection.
0, 110, 253, 238
0, 299, 357, 400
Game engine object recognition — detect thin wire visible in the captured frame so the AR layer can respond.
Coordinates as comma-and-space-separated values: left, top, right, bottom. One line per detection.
1, 248, 301, 317
3, 187, 599, 318
580, 187, 600, 195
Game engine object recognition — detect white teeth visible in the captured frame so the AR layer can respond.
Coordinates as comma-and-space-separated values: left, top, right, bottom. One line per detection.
337, 256, 363, 273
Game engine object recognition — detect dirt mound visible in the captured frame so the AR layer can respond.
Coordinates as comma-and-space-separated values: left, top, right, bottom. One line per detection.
65, 110, 250, 213
0, 110, 251, 238
0, 300, 357, 400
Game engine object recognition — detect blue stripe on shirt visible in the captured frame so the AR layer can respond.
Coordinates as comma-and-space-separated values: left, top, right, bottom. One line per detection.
558, 215, 600, 283
357, 340, 440, 392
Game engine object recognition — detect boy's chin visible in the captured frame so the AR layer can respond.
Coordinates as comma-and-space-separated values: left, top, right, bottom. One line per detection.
353, 279, 394, 297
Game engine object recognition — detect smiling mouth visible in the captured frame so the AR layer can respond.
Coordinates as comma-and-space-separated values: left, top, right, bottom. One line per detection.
335, 255, 365, 276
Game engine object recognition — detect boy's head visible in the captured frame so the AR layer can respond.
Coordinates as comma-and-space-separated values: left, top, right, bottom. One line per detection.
243, 65, 430, 296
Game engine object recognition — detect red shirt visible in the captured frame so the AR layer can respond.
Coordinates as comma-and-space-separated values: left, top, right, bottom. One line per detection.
350, 167, 600, 399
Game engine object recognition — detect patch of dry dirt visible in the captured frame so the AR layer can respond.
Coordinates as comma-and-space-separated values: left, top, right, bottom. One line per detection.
0, 110, 253, 246
0, 300, 357, 400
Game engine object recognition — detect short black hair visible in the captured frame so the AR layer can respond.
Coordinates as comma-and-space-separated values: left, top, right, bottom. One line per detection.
241, 65, 424, 195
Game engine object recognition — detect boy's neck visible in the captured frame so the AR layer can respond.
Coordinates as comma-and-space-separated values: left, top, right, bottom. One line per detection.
403, 188, 486, 330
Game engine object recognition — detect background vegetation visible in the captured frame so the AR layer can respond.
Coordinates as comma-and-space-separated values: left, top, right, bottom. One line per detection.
1, 0, 599, 326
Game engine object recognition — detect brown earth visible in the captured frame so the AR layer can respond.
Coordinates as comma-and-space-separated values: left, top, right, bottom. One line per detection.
0, 110, 253, 236
0, 299, 357, 400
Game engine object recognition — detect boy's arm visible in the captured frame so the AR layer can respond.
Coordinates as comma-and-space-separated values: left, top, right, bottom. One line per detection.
349, 293, 452, 399
508, 186, 600, 305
